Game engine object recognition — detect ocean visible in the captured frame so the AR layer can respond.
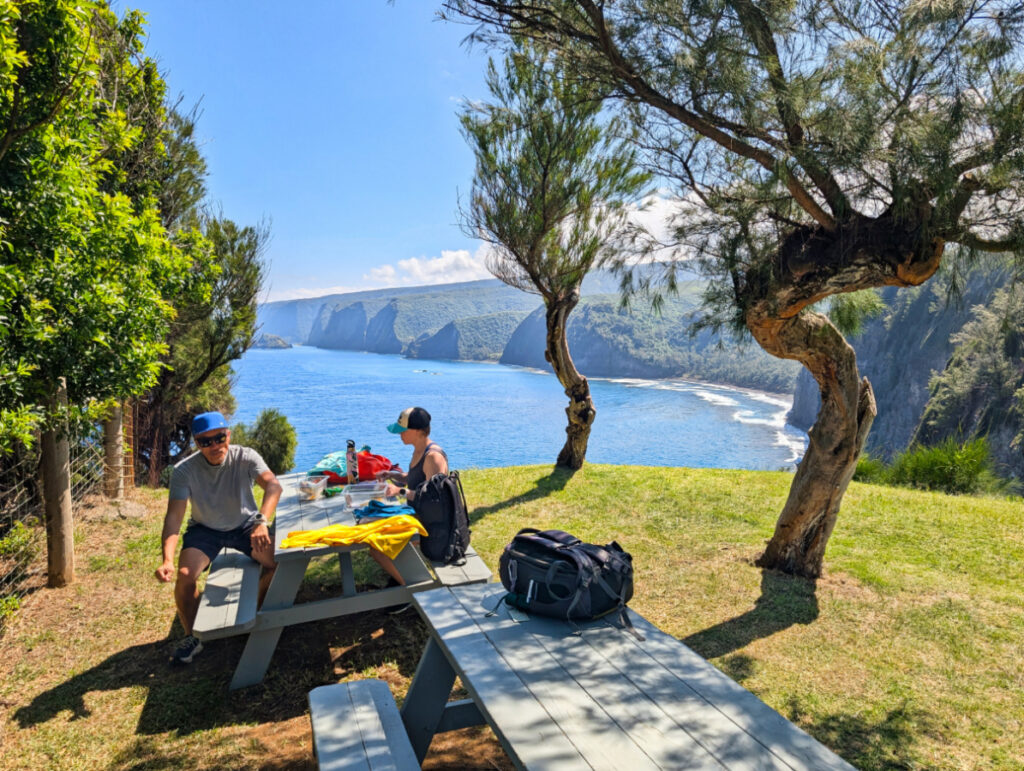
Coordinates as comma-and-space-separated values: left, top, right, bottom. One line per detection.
231, 346, 807, 474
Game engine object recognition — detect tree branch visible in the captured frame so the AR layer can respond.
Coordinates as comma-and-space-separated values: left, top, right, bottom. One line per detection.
576, 1, 839, 232
728, 0, 851, 219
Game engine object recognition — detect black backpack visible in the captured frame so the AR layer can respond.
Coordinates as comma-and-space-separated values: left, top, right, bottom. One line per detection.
411, 470, 471, 565
498, 528, 641, 638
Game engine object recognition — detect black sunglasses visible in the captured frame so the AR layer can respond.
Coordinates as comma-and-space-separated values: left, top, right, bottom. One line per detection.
196, 432, 228, 448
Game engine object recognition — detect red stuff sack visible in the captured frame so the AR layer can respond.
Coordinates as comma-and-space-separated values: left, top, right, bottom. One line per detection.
356, 451, 397, 481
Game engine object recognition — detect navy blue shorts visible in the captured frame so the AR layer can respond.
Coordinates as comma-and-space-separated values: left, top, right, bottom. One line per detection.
181, 519, 272, 565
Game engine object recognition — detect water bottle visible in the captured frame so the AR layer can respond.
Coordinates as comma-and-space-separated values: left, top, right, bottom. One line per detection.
346, 439, 357, 483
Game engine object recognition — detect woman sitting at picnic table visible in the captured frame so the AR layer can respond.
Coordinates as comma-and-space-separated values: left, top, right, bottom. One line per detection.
369, 406, 448, 587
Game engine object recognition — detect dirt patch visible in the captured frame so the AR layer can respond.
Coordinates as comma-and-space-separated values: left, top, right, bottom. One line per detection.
76, 491, 151, 521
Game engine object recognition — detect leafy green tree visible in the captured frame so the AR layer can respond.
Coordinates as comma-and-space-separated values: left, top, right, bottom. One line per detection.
0, 1, 197, 583
460, 44, 650, 469
232, 409, 297, 475
447, 0, 1024, 576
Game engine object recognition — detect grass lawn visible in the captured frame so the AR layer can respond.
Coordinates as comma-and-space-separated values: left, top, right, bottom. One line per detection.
1, 464, 1021, 770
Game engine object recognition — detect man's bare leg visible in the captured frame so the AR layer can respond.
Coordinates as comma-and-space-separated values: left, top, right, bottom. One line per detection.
251, 539, 277, 607
174, 547, 211, 635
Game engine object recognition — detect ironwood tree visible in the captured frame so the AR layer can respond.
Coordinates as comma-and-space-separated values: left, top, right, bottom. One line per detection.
445, 0, 1024, 575
459, 43, 649, 468
134, 215, 268, 486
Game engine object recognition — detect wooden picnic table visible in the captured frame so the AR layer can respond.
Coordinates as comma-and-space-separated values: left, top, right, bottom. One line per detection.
207, 472, 438, 690
399, 583, 856, 770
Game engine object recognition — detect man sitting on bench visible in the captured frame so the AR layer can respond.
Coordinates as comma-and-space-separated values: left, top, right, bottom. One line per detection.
154, 411, 283, 665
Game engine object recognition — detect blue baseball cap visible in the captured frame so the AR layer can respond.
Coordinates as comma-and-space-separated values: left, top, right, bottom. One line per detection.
191, 411, 229, 436
386, 406, 431, 434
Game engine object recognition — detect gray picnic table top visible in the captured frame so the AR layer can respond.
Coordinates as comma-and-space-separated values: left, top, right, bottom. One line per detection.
400, 584, 856, 770
227, 473, 436, 690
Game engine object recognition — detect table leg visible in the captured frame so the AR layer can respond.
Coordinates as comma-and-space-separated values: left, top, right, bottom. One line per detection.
229, 559, 306, 690
392, 543, 435, 587
338, 552, 356, 596
400, 636, 457, 763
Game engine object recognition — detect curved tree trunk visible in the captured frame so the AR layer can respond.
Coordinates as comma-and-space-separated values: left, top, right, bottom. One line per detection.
748, 311, 876, 577
545, 295, 594, 470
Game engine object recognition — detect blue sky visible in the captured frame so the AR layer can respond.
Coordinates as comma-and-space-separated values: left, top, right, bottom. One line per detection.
123, 1, 496, 302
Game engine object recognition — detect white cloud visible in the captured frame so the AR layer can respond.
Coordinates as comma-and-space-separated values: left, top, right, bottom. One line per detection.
386, 246, 492, 286
264, 245, 495, 303
365, 264, 397, 283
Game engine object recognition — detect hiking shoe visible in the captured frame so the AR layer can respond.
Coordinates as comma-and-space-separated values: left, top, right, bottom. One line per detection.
171, 634, 204, 665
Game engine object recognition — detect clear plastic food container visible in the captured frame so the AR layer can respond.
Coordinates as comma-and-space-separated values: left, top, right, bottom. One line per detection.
298, 475, 328, 501
343, 481, 388, 508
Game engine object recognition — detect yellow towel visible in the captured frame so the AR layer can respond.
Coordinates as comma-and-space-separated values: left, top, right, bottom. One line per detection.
279, 514, 427, 559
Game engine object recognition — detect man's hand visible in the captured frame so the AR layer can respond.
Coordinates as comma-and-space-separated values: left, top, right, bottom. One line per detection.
154, 560, 175, 583
250, 522, 272, 552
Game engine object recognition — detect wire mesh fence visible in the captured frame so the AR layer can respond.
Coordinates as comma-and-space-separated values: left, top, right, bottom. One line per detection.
0, 431, 114, 636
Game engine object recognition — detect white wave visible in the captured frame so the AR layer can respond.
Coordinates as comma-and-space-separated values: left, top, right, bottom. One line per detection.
733, 409, 784, 428
747, 391, 792, 409
607, 377, 660, 388
692, 389, 740, 407
775, 429, 808, 464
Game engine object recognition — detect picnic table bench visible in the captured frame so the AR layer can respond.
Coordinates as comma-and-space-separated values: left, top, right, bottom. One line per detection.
393, 583, 856, 770
309, 680, 419, 771
192, 472, 492, 689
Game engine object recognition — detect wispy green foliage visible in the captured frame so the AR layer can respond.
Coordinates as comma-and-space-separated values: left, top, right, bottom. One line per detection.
824, 290, 886, 338
459, 43, 651, 301
134, 215, 268, 483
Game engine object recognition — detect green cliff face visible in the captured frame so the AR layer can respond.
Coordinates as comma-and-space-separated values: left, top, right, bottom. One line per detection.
789, 260, 1016, 474
913, 283, 1024, 480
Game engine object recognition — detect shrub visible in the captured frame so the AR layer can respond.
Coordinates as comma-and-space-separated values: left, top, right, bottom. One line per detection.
0, 520, 39, 569
854, 453, 887, 484
879, 438, 1012, 496
0, 595, 20, 625
232, 409, 297, 474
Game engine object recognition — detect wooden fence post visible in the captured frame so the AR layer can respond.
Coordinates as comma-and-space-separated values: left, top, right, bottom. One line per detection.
41, 377, 74, 587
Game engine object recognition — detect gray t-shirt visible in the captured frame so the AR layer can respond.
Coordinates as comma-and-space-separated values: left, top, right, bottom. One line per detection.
169, 445, 270, 531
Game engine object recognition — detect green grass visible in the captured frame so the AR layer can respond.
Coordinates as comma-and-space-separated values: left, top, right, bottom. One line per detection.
1, 466, 1022, 770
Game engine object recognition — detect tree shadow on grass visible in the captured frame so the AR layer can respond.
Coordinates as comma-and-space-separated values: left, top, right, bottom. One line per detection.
469, 466, 576, 522
683, 568, 819, 659
790, 700, 931, 771
105, 732, 314, 771
12, 608, 428, 739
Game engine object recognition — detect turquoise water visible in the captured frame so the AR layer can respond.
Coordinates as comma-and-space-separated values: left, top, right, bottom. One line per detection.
231, 346, 807, 473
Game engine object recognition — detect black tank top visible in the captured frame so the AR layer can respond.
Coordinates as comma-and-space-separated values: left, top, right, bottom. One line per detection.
407, 442, 447, 491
